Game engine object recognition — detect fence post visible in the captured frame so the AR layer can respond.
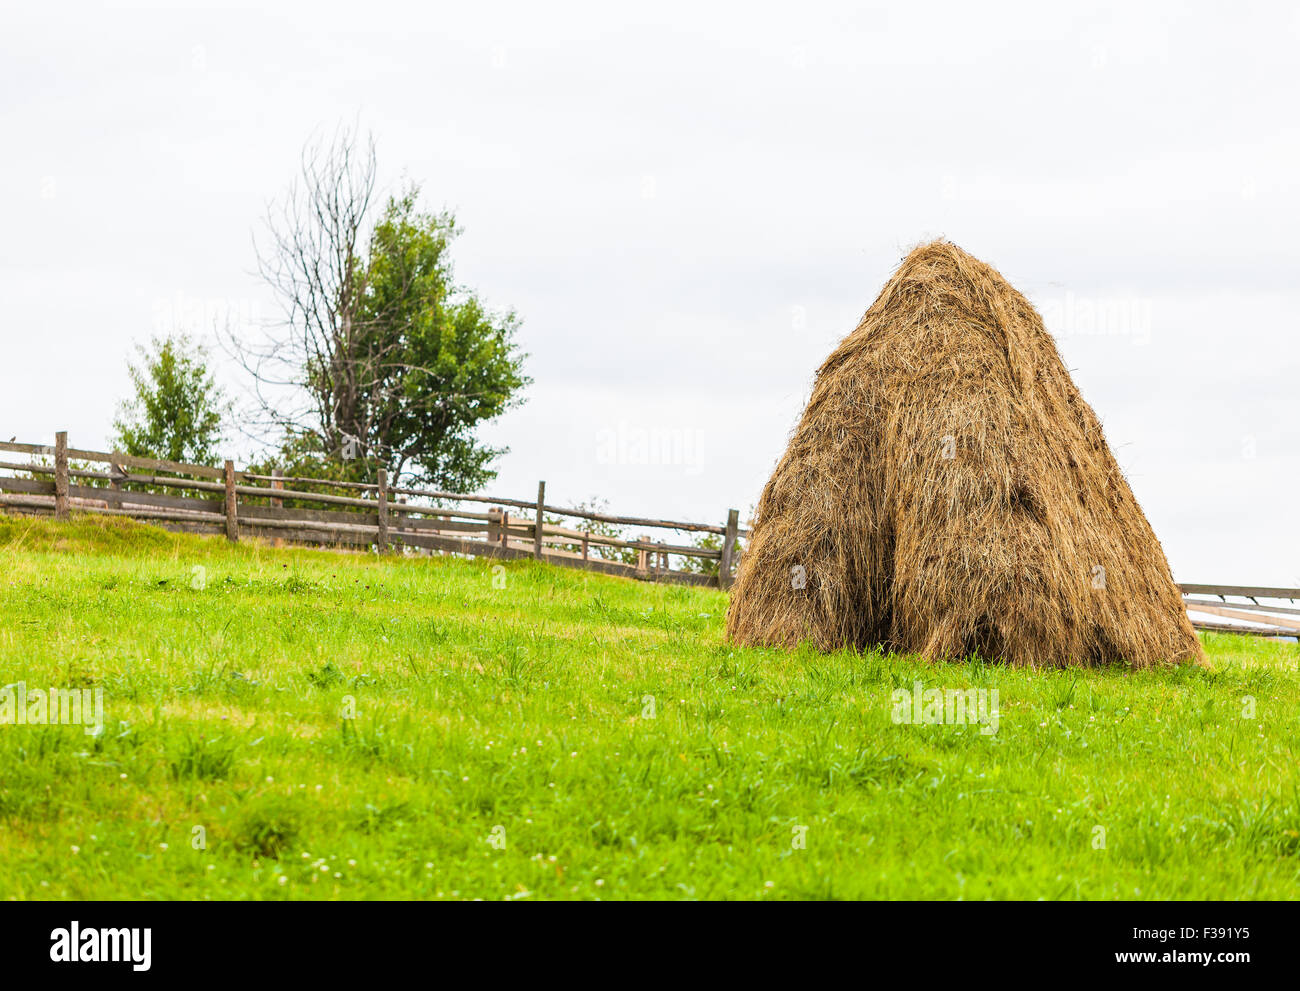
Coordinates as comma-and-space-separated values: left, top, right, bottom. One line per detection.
719, 508, 739, 590
53, 431, 69, 520
108, 450, 124, 503
581, 531, 589, 561
487, 506, 501, 545
269, 468, 284, 547
501, 510, 509, 547
224, 460, 238, 542
377, 468, 389, 554
636, 534, 650, 574
534, 481, 545, 559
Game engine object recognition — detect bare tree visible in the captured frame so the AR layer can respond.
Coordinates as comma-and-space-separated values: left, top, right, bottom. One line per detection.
230, 125, 381, 464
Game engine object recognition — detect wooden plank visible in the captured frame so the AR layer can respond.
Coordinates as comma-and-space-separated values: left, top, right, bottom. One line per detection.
1183, 597, 1300, 618
536, 524, 719, 558
234, 482, 372, 508
237, 515, 377, 537
25, 481, 365, 520
116, 474, 226, 494
238, 504, 379, 527
0, 441, 54, 457
1185, 602, 1300, 632
0, 476, 56, 496
243, 472, 376, 491
719, 508, 739, 590
71, 484, 222, 515
388, 483, 728, 535
384, 517, 492, 536
1192, 619, 1295, 638
149, 520, 224, 537
0, 460, 70, 476
5, 476, 232, 517
223, 460, 238, 542
377, 468, 389, 554
539, 504, 725, 535
239, 523, 374, 547
60, 503, 226, 524
104, 473, 376, 511
117, 475, 393, 513
54, 432, 69, 520
399, 529, 715, 586
114, 472, 470, 519
1179, 583, 1300, 601
0, 493, 57, 510
534, 480, 545, 559
66, 447, 228, 479
405, 530, 534, 562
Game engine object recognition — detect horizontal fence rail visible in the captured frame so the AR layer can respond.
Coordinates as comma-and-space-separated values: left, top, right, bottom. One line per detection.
0, 434, 746, 589
1, 434, 1294, 628
1177, 582, 1300, 639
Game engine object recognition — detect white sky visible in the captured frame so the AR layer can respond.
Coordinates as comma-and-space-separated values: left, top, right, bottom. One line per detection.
2, 1, 1297, 586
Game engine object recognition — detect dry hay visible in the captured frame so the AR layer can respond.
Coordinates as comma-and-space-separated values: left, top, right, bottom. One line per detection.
726, 240, 1201, 668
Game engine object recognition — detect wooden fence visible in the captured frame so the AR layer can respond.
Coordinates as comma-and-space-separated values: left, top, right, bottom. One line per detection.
0, 433, 1296, 635
1178, 585, 1300, 639
0, 433, 748, 589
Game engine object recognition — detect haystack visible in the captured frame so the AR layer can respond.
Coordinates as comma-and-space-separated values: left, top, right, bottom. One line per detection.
726, 240, 1200, 668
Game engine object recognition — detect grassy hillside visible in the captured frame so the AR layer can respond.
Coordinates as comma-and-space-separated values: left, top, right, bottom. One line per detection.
0, 515, 1297, 900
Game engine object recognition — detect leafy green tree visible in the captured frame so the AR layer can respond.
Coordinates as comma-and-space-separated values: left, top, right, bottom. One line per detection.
350, 189, 529, 489
242, 128, 529, 492
112, 334, 229, 465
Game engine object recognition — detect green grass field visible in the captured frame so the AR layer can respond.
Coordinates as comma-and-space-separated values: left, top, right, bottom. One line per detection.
1, 514, 1297, 900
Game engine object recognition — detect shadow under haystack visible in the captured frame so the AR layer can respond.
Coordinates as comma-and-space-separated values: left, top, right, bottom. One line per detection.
726, 240, 1201, 668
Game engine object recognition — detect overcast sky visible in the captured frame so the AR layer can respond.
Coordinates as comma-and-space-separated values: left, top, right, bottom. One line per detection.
2, 1, 1297, 586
